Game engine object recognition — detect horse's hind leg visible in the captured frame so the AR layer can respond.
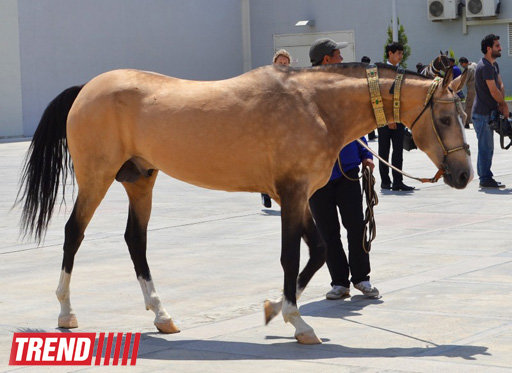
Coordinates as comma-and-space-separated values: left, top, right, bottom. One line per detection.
56, 179, 112, 328
264, 205, 326, 325
122, 171, 179, 334
276, 183, 321, 344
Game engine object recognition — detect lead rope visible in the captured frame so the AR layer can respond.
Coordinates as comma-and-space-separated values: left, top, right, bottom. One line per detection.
337, 158, 377, 254
356, 139, 444, 183
361, 165, 378, 254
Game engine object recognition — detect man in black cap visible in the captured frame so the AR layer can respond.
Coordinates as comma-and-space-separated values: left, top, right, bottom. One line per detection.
308, 38, 379, 300
309, 38, 348, 66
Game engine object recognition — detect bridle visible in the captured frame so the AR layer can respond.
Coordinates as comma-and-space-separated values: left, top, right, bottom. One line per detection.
409, 76, 471, 179
363, 66, 470, 183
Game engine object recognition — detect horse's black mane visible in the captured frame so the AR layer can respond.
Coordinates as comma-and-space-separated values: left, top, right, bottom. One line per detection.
277, 62, 430, 79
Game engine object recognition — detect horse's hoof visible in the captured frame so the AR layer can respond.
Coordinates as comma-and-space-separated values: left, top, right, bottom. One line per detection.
295, 330, 322, 345
58, 314, 78, 329
264, 300, 280, 325
154, 319, 180, 334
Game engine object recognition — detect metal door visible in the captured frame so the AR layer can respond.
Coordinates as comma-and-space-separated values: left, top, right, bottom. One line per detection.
274, 30, 355, 67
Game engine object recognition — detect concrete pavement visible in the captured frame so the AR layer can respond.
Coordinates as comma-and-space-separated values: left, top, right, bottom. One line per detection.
0, 128, 511, 372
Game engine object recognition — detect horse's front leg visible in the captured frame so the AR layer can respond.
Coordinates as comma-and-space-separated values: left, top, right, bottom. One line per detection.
276, 184, 321, 344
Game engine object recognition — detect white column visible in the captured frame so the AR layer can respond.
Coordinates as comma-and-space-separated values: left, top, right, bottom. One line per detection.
392, 0, 398, 42
241, 0, 252, 72
0, 0, 23, 137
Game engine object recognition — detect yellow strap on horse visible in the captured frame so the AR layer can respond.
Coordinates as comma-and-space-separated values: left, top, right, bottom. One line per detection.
424, 76, 442, 106
366, 67, 388, 128
393, 71, 404, 123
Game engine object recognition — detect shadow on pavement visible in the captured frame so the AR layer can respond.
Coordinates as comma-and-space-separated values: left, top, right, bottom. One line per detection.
137, 334, 489, 361
261, 209, 281, 216
478, 187, 512, 195
299, 296, 384, 319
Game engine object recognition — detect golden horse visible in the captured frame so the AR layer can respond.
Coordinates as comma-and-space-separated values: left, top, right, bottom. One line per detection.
17, 63, 471, 344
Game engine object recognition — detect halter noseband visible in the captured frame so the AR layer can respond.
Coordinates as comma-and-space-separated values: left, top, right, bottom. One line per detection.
366, 68, 470, 182
409, 76, 471, 160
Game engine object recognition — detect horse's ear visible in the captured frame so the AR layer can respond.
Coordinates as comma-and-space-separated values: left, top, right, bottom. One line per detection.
449, 68, 468, 92
442, 67, 454, 88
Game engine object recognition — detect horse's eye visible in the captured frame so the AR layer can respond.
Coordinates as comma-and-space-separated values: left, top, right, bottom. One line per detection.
440, 116, 451, 126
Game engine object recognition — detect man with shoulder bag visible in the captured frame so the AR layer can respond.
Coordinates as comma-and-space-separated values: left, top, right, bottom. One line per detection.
472, 34, 509, 188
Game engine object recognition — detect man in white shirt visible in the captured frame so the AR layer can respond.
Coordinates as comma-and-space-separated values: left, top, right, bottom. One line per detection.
459, 56, 477, 129
378, 42, 415, 191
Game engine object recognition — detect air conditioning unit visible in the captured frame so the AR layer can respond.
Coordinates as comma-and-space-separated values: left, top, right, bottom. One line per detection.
428, 0, 458, 21
465, 0, 500, 18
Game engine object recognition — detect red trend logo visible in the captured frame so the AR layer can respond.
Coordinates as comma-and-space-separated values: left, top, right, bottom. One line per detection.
9, 332, 141, 366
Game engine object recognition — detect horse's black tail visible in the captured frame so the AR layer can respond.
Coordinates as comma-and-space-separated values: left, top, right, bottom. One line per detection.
16, 85, 84, 243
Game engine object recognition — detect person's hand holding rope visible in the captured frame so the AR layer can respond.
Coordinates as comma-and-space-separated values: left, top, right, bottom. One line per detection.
362, 158, 375, 171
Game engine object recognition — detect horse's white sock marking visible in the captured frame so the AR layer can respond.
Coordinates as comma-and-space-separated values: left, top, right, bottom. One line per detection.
56, 270, 73, 317
138, 277, 171, 323
282, 300, 313, 336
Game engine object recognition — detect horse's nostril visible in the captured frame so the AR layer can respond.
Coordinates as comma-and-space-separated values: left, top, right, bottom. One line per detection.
458, 171, 468, 185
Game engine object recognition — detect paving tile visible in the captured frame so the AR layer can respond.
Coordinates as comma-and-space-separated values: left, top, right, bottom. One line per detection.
1, 130, 511, 372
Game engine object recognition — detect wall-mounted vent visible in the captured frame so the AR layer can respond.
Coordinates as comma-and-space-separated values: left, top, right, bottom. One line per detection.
428, 0, 458, 21
465, 0, 500, 18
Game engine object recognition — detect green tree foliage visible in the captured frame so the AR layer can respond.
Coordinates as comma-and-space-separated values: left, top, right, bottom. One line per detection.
448, 48, 458, 64
383, 18, 411, 68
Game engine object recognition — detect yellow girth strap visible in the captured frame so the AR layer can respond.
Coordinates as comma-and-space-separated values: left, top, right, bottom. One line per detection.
366, 67, 387, 128
393, 71, 404, 123
425, 76, 443, 106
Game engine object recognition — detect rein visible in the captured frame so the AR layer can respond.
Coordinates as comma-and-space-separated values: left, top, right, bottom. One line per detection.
364, 67, 470, 183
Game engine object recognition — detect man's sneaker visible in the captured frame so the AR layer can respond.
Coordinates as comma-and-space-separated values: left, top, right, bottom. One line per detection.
479, 179, 505, 188
354, 281, 380, 298
325, 285, 350, 300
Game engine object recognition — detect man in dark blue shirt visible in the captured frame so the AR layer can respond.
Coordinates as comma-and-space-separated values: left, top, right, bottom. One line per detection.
449, 58, 464, 99
472, 34, 509, 188
308, 38, 379, 299
309, 139, 378, 299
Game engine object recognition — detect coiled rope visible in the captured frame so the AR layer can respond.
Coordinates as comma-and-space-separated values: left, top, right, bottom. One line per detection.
337, 160, 378, 254
361, 165, 378, 253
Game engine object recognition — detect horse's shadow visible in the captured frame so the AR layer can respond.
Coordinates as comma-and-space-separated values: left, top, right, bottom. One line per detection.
137, 334, 489, 361
133, 296, 488, 362
14, 326, 490, 362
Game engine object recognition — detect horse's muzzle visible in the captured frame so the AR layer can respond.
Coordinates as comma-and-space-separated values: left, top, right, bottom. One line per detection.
443, 167, 473, 189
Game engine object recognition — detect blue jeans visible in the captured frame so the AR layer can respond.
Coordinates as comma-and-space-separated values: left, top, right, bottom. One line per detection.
472, 111, 495, 182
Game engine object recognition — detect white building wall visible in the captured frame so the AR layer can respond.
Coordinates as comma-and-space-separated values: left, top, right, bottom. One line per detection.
249, 0, 512, 87
16, 0, 244, 136
5, 0, 512, 137
0, 0, 23, 138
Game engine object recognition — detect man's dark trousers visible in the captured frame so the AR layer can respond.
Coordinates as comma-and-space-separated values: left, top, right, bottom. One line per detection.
377, 123, 405, 185
309, 168, 370, 288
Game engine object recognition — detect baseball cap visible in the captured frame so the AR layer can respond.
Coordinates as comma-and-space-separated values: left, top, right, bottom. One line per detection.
309, 38, 348, 65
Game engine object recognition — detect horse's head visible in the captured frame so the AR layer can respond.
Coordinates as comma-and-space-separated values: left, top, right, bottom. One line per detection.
420, 53, 451, 78
432, 53, 450, 74
410, 69, 473, 189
